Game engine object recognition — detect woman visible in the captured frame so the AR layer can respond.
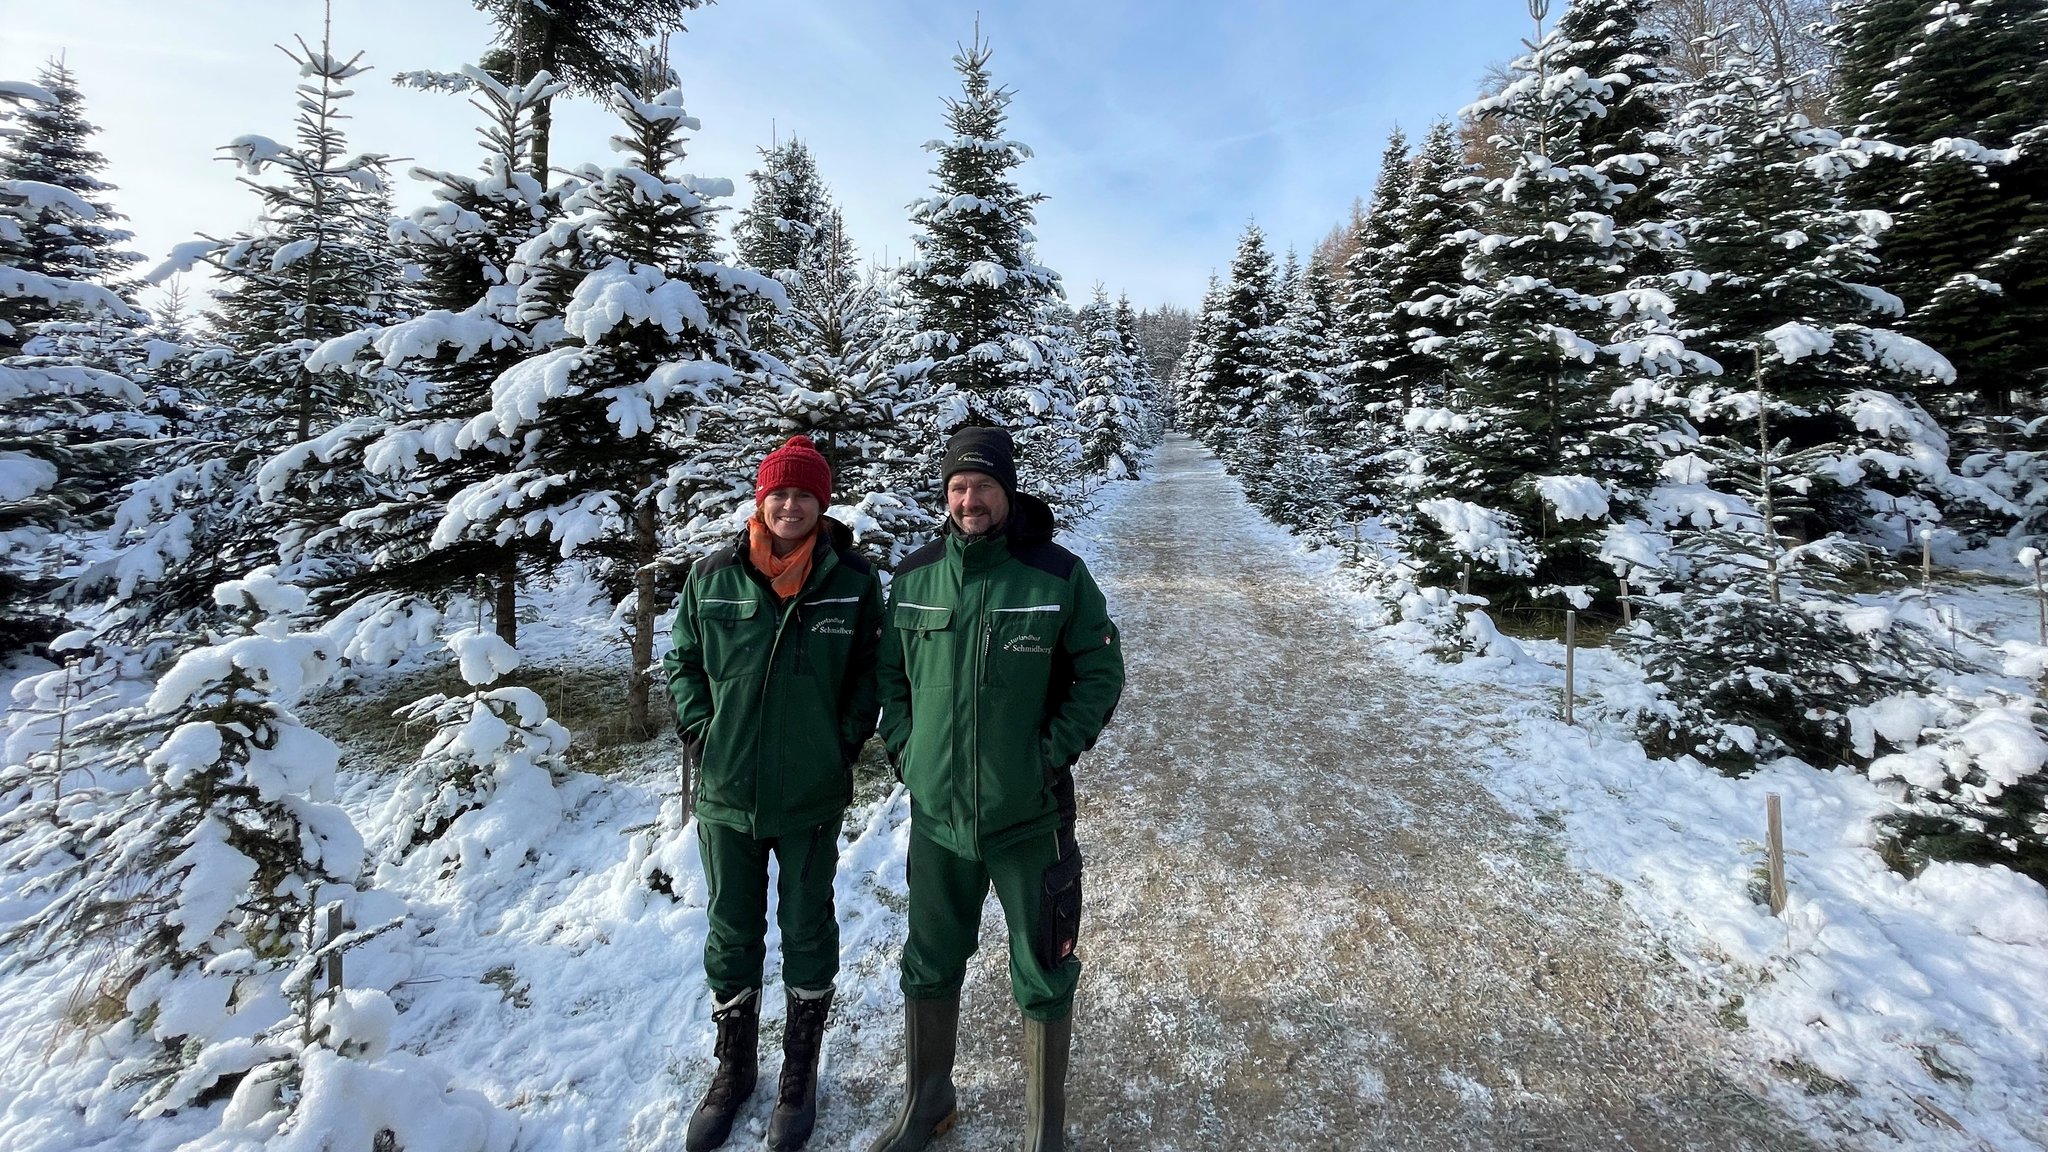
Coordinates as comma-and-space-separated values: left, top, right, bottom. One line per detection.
664, 435, 883, 1152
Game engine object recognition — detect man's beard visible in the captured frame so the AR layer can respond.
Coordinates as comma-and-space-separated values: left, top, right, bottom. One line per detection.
950, 513, 1005, 540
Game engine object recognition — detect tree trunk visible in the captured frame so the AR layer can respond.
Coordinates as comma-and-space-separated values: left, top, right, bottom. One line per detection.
626, 485, 659, 742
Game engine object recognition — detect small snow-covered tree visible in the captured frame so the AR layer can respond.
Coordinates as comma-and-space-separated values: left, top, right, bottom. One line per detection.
379, 626, 568, 882
283, 66, 572, 647
1626, 351, 1960, 767
0, 569, 368, 1118
106, 31, 411, 647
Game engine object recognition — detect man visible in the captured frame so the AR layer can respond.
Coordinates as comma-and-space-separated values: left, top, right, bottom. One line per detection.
868, 426, 1125, 1152
665, 435, 885, 1152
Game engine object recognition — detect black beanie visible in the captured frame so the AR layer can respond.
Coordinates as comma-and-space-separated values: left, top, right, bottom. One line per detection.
940, 426, 1018, 493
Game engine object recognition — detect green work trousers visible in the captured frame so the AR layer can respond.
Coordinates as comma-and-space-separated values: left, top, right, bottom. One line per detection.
899, 813, 1080, 1022
698, 815, 842, 997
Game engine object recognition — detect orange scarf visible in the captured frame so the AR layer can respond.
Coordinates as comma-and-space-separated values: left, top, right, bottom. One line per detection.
748, 515, 818, 601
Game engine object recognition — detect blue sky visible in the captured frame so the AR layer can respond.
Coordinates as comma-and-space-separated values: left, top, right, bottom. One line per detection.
3, 0, 1530, 311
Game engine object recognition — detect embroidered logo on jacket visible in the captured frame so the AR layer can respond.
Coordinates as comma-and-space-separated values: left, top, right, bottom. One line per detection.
1004, 632, 1054, 655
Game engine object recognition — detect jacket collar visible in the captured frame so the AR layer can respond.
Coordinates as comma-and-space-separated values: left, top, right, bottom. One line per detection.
735, 517, 851, 597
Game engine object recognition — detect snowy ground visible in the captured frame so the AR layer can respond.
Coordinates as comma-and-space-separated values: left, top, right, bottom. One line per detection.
4, 436, 2043, 1150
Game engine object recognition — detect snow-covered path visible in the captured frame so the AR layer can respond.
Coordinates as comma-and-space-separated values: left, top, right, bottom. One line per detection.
836, 437, 1816, 1150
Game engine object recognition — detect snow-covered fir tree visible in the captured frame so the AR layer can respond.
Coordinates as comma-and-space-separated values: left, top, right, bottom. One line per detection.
1191, 223, 1281, 461
1625, 347, 1959, 767
1248, 253, 1341, 533
109, 33, 411, 647
1113, 291, 1165, 449
1661, 41, 1993, 551
1172, 274, 1228, 440
1333, 128, 1412, 413
1074, 287, 1142, 480
1383, 120, 1474, 415
440, 78, 779, 738
1833, 0, 2048, 427
1402, 0, 1696, 610
899, 32, 1067, 436
1831, 0, 2048, 544
0, 76, 150, 652
0, 58, 143, 331
286, 66, 573, 647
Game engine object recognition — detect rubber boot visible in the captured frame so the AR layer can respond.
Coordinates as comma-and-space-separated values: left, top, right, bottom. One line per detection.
1020, 1012, 1071, 1152
685, 989, 760, 1152
864, 994, 960, 1152
767, 987, 833, 1150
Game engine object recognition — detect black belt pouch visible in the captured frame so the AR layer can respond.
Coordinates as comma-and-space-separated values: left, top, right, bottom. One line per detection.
1036, 836, 1085, 969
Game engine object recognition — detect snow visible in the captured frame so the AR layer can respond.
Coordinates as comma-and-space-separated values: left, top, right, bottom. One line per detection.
448, 627, 520, 686
0, 452, 59, 502
1764, 321, 1832, 362
1533, 474, 1610, 522
562, 259, 712, 344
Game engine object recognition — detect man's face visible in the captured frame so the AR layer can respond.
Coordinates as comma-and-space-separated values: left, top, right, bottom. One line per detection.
946, 471, 1009, 536
759, 487, 823, 545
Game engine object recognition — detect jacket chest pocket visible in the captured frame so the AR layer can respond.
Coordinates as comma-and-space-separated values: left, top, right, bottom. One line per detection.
894, 603, 954, 688
988, 604, 1061, 685
797, 596, 862, 677
700, 598, 766, 681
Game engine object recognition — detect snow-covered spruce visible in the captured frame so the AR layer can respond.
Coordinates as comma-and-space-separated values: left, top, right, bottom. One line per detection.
0, 67, 153, 653
898, 32, 1069, 441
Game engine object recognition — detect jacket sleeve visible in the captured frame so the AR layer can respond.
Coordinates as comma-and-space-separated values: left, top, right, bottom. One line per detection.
838, 570, 885, 764
1044, 559, 1124, 770
876, 581, 912, 769
662, 574, 712, 749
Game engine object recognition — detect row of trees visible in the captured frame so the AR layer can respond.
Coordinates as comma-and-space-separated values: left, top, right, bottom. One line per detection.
0, 9, 1162, 1146
1177, 0, 2046, 878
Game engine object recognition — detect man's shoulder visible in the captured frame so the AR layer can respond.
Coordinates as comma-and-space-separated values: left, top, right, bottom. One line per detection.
1008, 537, 1080, 583
895, 538, 947, 579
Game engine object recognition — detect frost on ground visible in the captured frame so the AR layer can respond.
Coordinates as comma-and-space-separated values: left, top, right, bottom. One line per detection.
9, 438, 2037, 1150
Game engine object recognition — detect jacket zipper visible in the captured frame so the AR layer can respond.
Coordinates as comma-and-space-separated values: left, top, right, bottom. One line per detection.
756, 547, 831, 830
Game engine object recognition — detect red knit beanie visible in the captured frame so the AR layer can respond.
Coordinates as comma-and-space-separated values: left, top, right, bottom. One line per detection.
755, 435, 832, 505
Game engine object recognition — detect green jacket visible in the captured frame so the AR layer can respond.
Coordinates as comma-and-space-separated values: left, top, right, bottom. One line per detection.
664, 519, 884, 839
878, 492, 1124, 859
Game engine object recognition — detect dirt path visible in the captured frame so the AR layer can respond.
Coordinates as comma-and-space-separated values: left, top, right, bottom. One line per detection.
834, 437, 1818, 1151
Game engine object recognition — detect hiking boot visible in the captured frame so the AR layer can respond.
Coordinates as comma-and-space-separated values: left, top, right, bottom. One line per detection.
685, 988, 760, 1151
1020, 1012, 1071, 1152
864, 993, 960, 1152
767, 987, 833, 1150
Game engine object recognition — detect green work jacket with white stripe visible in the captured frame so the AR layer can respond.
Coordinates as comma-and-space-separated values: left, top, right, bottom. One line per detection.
878, 492, 1125, 859
664, 519, 884, 840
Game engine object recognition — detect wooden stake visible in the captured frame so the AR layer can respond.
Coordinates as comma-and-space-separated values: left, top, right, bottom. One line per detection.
1617, 573, 1633, 627
2034, 553, 2044, 648
1766, 793, 1788, 917
1562, 609, 1577, 726
1921, 530, 1933, 593
1460, 559, 1472, 597
325, 903, 344, 994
